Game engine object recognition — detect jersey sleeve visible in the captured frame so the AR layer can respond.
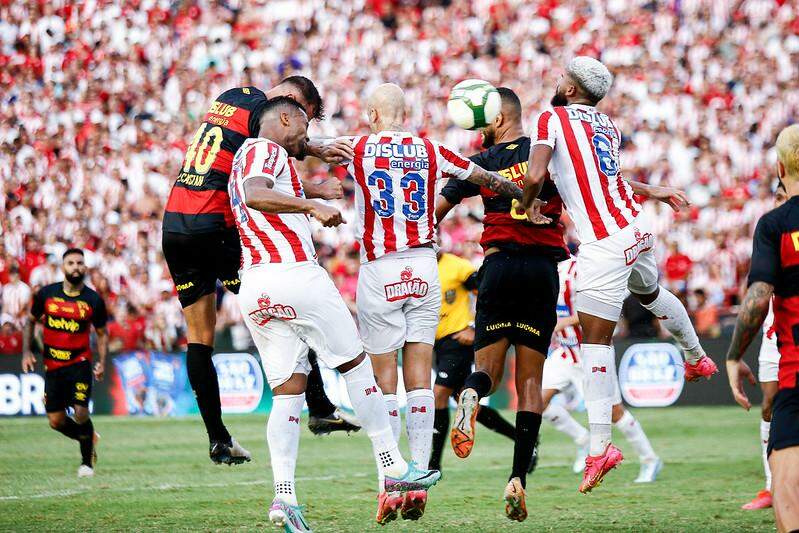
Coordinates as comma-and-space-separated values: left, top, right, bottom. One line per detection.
30, 287, 45, 319
748, 213, 781, 286
532, 110, 558, 148
434, 142, 475, 180
239, 140, 289, 194
91, 294, 109, 329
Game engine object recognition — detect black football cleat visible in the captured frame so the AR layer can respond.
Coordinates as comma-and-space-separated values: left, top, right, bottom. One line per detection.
209, 438, 252, 465
308, 408, 361, 435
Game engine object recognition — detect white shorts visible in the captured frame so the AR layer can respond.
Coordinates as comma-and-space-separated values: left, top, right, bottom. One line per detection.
543, 345, 622, 405
238, 261, 364, 389
576, 214, 659, 322
357, 247, 441, 354
759, 334, 781, 383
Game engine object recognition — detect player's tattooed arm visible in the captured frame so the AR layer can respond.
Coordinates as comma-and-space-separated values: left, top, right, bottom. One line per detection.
243, 177, 345, 227
726, 281, 774, 361
466, 166, 523, 201
628, 180, 690, 212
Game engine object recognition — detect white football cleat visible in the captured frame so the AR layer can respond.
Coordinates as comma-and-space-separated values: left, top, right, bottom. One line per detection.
77, 465, 94, 478
634, 457, 663, 483
230, 438, 252, 463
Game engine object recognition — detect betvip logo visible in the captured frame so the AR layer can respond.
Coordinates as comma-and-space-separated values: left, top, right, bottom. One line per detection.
384, 266, 429, 302
248, 294, 298, 326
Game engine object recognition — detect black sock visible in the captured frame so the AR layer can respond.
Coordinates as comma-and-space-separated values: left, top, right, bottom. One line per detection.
186, 343, 231, 444
462, 371, 492, 399
430, 408, 450, 471
510, 411, 542, 488
305, 351, 336, 419
55, 417, 82, 440
476, 405, 516, 440
77, 419, 94, 467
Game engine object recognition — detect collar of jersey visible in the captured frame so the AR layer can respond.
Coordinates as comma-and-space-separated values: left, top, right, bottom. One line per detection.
376, 130, 412, 137
568, 103, 595, 110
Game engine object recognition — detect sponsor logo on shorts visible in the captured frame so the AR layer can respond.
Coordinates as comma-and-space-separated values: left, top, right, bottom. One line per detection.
175, 281, 194, 291
248, 295, 297, 326
485, 322, 540, 336
222, 278, 240, 287
384, 266, 429, 302
624, 227, 654, 265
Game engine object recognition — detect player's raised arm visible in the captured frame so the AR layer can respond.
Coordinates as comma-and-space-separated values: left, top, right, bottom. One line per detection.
523, 110, 557, 220
465, 166, 523, 201
628, 181, 690, 212
306, 136, 354, 165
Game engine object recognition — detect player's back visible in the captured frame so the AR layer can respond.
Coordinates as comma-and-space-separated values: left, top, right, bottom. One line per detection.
347, 131, 474, 262
229, 138, 316, 269
535, 104, 641, 244
164, 86, 268, 234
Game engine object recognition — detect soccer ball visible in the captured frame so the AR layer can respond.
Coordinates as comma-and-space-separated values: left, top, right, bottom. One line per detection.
447, 79, 501, 130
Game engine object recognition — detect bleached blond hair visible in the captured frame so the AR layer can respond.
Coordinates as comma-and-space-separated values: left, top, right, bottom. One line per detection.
567, 56, 613, 102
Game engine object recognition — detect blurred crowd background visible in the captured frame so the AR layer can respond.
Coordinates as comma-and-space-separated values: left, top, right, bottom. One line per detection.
1, 0, 797, 354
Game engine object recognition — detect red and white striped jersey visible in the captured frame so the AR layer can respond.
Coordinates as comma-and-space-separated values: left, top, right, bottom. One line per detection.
345, 131, 475, 262
534, 104, 642, 244
553, 257, 582, 362
228, 138, 317, 269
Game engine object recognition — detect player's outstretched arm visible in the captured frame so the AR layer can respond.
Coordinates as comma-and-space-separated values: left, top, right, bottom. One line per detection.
522, 144, 554, 221
302, 177, 344, 200
628, 181, 690, 212
466, 166, 523, 201
244, 177, 344, 227
306, 137, 354, 165
726, 281, 773, 409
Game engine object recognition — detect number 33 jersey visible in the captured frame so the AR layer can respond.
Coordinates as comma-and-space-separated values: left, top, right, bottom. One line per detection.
344, 131, 475, 263
533, 104, 642, 245
164, 86, 268, 234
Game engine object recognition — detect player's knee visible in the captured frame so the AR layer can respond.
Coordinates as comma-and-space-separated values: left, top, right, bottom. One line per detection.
336, 353, 366, 374
73, 411, 90, 425
48, 417, 64, 430
611, 404, 625, 423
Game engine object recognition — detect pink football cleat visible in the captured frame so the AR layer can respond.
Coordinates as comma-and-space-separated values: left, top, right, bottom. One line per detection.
376, 491, 403, 525
741, 490, 772, 510
400, 490, 427, 521
579, 444, 624, 494
684, 355, 718, 381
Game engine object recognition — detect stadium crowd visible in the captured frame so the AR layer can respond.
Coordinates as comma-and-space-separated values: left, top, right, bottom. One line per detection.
1, 0, 798, 354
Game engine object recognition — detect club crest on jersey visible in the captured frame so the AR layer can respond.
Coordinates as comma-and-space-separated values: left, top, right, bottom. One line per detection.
384, 266, 429, 302
248, 294, 297, 326
445, 289, 456, 304
624, 228, 654, 265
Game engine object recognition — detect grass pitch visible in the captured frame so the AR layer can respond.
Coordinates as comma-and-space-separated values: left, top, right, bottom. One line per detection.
0, 406, 775, 532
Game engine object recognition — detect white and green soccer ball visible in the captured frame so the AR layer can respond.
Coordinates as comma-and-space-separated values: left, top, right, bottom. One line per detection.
447, 79, 501, 130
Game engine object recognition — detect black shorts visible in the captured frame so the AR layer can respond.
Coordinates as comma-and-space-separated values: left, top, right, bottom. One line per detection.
433, 334, 474, 389
474, 250, 558, 354
44, 360, 93, 413
769, 384, 799, 456
162, 228, 241, 308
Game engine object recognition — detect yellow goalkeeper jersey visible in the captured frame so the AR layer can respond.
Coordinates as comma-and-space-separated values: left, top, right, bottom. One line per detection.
436, 253, 476, 340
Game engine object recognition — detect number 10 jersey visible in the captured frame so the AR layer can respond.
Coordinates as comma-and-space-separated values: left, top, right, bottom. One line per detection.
163, 86, 268, 234
345, 130, 475, 263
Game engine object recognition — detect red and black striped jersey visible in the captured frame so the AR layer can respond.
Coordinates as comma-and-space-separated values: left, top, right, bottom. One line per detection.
440, 136, 568, 259
30, 283, 108, 372
749, 196, 799, 389
163, 87, 268, 234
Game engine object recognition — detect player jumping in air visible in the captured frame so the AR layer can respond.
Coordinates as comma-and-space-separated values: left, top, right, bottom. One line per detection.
727, 124, 799, 532
341, 83, 524, 522
21, 248, 108, 478
522, 57, 717, 493
162, 77, 356, 465
438, 87, 566, 521
229, 97, 441, 532
542, 256, 662, 482
739, 183, 788, 511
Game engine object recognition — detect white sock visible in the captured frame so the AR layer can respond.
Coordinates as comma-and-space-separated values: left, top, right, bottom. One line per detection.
406, 389, 434, 468
543, 403, 589, 445
341, 357, 408, 488
384, 394, 401, 444
267, 393, 305, 506
640, 286, 705, 364
761, 419, 772, 491
615, 409, 656, 462
582, 343, 615, 455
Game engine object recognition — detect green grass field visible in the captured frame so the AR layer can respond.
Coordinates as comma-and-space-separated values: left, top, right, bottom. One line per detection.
0, 407, 775, 532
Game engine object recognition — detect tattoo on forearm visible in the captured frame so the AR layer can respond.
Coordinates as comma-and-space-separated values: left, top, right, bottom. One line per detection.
726, 281, 773, 361
469, 168, 523, 200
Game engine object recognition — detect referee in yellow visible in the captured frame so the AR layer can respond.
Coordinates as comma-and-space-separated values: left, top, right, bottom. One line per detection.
430, 250, 520, 472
